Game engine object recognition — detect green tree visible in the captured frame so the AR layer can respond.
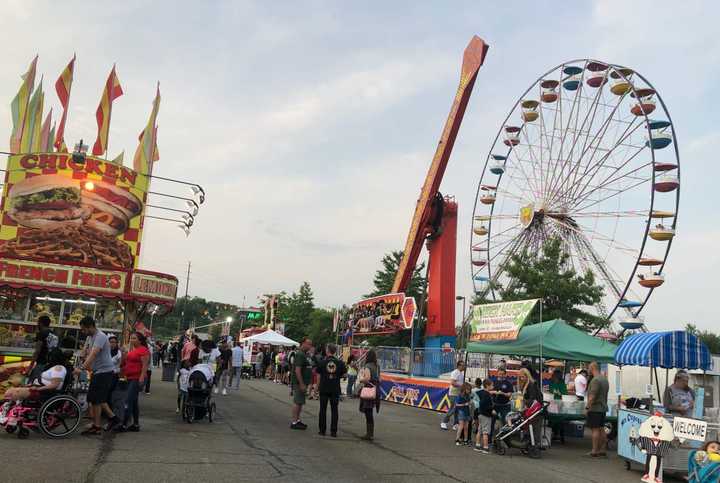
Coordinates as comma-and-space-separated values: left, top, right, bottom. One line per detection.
278, 282, 315, 341
308, 308, 335, 348
497, 237, 605, 330
361, 250, 427, 347
686, 324, 720, 354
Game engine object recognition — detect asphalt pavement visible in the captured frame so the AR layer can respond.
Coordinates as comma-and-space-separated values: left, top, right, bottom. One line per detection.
0, 373, 657, 482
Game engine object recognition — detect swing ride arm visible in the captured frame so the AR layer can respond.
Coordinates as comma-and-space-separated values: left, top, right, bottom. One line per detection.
392, 36, 489, 293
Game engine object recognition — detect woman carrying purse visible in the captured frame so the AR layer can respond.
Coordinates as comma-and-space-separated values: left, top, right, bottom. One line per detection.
358, 349, 380, 441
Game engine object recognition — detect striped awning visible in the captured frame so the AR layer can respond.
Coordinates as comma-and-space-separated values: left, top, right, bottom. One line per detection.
615, 331, 712, 370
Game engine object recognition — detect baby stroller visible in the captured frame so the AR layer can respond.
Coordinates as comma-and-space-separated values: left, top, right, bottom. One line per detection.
0, 363, 82, 439
182, 369, 216, 423
493, 401, 549, 459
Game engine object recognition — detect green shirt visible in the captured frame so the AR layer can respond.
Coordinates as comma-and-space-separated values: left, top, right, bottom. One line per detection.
587, 375, 609, 413
549, 380, 567, 399
291, 350, 312, 386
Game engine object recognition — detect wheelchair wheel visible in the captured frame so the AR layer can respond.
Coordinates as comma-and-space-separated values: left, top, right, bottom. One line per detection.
39, 395, 82, 438
5, 425, 16, 434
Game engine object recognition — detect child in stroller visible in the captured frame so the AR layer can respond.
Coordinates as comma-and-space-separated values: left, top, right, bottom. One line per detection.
182, 362, 216, 423
493, 400, 548, 458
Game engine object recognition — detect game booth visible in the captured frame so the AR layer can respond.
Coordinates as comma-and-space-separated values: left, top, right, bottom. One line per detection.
614, 331, 720, 481
0, 152, 179, 397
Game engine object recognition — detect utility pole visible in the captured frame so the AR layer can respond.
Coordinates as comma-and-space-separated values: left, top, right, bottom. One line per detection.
177, 261, 192, 334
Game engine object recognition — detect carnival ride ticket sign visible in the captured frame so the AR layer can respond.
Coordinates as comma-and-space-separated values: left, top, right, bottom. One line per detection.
0, 153, 148, 269
346, 293, 417, 336
469, 299, 539, 341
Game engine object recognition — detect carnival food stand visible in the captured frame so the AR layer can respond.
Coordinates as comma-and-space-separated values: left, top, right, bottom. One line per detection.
615, 331, 719, 477
466, 319, 619, 442
0, 152, 179, 396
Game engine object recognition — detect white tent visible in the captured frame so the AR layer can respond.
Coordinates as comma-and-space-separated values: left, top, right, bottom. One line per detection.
241, 329, 299, 347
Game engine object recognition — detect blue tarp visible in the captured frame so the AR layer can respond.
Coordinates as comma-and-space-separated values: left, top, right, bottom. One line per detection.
615, 331, 712, 370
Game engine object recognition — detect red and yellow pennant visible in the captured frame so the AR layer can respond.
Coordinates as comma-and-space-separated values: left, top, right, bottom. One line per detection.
92, 65, 123, 156
9, 56, 38, 153
54, 54, 75, 152
133, 83, 160, 174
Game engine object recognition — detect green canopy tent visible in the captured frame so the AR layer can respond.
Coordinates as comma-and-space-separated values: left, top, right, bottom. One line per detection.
466, 319, 617, 363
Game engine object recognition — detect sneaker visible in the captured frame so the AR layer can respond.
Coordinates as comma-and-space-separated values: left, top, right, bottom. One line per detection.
291, 421, 307, 430
455, 440, 462, 446
104, 416, 121, 431
176, 408, 180, 414
127, 425, 140, 432
330, 433, 337, 438
440, 422, 448, 430
452, 424, 458, 431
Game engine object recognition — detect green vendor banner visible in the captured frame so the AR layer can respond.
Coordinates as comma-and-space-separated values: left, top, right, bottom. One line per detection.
469, 299, 539, 341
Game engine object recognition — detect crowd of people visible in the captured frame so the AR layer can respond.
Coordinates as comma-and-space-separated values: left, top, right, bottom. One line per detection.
437, 358, 611, 457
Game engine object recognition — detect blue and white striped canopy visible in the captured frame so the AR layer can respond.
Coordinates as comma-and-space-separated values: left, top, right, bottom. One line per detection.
615, 331, 712, 370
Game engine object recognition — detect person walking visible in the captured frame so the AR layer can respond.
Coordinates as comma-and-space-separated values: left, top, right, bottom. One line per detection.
358, 349, 381, 441
26, 314, 59, 383
230, 341, 244, 390
317, 344, 347, 437
216, 339, 232, 395
119, 332, 150, 432
290, 337, 313, 430
346, 354, 358, 397
144, 341, 153, 395
585, 361, 610, 457
441, 360, 465, 430
75, 316, 121, 435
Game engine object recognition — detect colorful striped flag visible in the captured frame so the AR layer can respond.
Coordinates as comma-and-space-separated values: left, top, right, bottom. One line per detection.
38, 108, 53, 153
133, 83, 161, 174
47, 122, 56, 152
54, 54, 75, 152
10, 56, 38, 152
92, 65, 123, 156
20, 80, 43, 153
110, 150, 124, 165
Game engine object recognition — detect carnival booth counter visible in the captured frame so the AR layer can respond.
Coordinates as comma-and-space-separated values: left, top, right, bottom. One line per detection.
614, 331, 719, 477
466, 319, 619, 442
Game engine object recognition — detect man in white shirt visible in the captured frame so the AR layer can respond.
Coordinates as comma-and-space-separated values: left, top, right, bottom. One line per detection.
574, 368, 588, 401
230, 342, 244, 390
441, 360, 465, 430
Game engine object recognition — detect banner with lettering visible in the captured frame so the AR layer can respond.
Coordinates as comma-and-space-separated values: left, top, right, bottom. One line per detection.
469, 299, 539, 341
0, 153, 149, 269
380, 373, 452, 412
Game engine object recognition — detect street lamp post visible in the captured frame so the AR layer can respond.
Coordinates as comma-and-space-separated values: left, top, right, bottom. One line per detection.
149, 305, 159, 334
456, 295, 466, 348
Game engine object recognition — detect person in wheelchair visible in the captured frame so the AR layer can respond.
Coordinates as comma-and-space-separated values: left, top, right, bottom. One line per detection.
2, 348, 68, 407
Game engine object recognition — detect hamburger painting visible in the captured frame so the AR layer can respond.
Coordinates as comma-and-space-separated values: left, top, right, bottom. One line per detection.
0, 154, 148, 270
8, 175, 89, 229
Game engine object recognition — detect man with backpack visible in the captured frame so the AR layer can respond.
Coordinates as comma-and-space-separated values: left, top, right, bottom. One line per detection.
26, 315, 59, 382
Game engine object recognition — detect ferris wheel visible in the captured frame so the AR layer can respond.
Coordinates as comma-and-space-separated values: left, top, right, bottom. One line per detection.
470, 59, 680, 329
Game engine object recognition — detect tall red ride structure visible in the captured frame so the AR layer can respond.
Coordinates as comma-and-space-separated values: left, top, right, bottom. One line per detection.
392, 36, 488, 350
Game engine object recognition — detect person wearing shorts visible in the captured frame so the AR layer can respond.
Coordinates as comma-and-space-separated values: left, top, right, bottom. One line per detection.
474, 379, 494, 454
585, 361, 610, 457
75, 316, 121, 435
290, 338, 313, 430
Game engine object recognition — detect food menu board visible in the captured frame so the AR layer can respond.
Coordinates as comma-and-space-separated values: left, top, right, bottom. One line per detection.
0, 153, 148, 269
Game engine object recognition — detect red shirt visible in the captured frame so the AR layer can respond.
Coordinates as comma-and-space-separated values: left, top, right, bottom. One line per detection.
125, 346, 150, 380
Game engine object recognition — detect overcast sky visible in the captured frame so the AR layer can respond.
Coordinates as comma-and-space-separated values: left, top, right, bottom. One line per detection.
0, 1, 717, 331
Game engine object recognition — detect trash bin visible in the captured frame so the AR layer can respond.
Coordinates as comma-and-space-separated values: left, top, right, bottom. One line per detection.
161, 363, 176, 382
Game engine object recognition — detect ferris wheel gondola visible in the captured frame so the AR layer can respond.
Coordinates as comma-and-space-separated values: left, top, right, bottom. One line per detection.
470, 59, 680, 330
